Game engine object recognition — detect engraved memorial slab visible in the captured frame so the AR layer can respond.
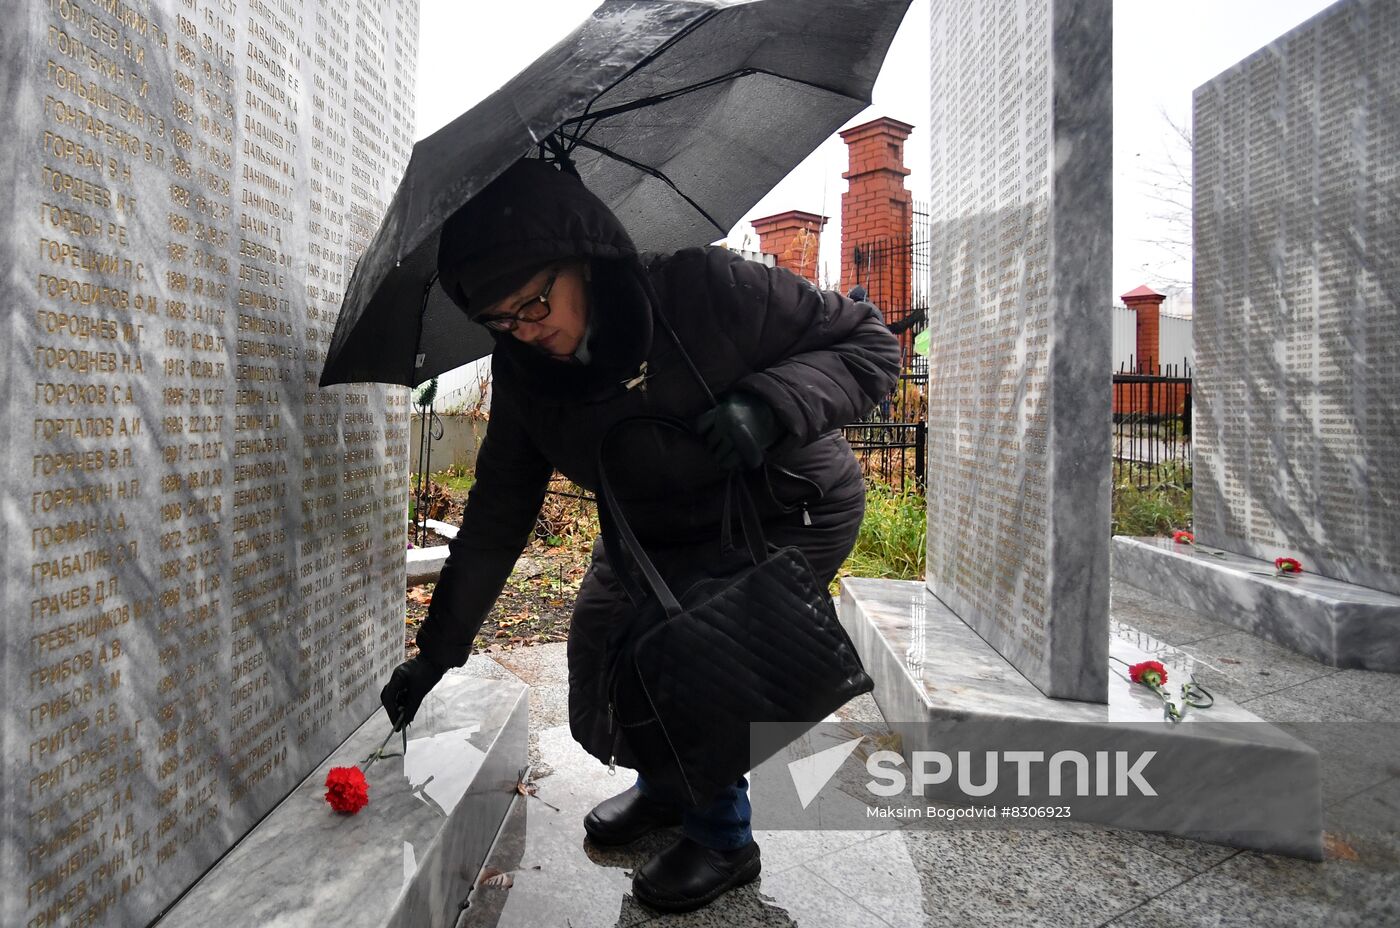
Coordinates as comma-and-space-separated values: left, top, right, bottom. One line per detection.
1113, 0, 1400, 670
924, 0, 1112, 701
1, 1, 418, 925
1192, 0, 1400, 596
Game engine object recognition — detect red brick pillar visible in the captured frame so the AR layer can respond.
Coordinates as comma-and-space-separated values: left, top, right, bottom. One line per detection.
839, 116, 914, 301
1121, 285, 1165, 373
750, 210, 828, 285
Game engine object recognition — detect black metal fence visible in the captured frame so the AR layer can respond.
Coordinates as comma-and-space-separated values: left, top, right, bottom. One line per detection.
1112, 360, 1192, 489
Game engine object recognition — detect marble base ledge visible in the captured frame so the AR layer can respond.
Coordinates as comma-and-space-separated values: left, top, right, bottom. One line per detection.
1113, 536, 1400, 672
408, 545, 451, 585
156, 671, 529, 928
837, 577, 1323, 860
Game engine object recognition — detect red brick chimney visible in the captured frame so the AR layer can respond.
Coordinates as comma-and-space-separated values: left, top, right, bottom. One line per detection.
1121, 285, 1165, 373
750, 210, 827, 285
839, 116, 914, 298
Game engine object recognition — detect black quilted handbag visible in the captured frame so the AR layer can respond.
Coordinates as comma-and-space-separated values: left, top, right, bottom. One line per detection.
594, 416, 875, 807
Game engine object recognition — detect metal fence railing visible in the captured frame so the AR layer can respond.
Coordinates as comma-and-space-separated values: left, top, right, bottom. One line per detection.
1112, 361, 1192, 489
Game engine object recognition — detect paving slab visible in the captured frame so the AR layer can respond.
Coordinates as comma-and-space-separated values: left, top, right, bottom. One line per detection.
448, 587, 1398, 926
1100, 845, 1400, 928
457, 725, 907, 928
803, 827, 1197, 928
1109, 579, 1234, 646
1164, 630, 1342, 703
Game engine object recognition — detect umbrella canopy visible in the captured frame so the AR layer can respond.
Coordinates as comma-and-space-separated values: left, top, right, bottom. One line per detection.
319, 0, 912, 388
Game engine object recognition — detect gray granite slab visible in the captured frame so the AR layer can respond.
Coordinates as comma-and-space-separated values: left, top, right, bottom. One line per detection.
924, 0, 1113, 702
1100, 843, 1400, 928
2, 1, 417, 925
804, 826, 1198, 928
1113, 536, 1400, 671
742, 864, 900, 928
1162, 630, 1341, 703
1326, 776, 1400, 861
1103, 828, 1241, 875
1244, 667, 1400, 724
1191, 0, 1400, 599
839, 578, 1323, 859
159, 671, 527, 928
1110, 578, 1232, 646
459, 724, 906, 928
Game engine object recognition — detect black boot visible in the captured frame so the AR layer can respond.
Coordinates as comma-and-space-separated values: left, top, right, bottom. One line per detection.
631, 834, 761, 912
583, 784, 684, 846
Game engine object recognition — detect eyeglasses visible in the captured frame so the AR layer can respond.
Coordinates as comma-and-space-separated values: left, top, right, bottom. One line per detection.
477, 268, 558, 332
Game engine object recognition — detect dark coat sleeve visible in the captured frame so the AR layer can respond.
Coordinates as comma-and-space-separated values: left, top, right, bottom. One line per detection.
691, 247, 902, 454
412, 380, 552, 669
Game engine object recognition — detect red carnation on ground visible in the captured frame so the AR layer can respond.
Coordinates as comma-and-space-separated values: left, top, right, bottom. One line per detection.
325, 765, 369, 814
1275, 557, 1303, 574
1172, 530, 1195, 545
1128, 660, 1168, 687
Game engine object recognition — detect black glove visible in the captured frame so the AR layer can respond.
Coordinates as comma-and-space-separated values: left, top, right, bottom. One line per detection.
380, 655, 447, 731
694, 391, 781, 471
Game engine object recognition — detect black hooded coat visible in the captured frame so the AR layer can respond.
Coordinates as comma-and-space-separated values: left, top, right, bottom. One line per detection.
415, 160, 901, 774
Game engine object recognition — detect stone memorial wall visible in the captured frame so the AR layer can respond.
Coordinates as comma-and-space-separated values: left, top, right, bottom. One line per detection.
1, 1, 417, 925
925, 0, 1111, 701
1193, 0, 1400, 595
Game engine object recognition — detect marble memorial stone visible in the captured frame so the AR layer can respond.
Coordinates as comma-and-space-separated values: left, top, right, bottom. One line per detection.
925, 0, 1112, 701
1192, 0, 1400, 595
1, 1, 417, 926
836, 0, 1322, 862
834, 579, 1323, 859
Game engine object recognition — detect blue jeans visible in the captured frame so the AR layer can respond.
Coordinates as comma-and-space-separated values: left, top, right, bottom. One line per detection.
635, 773, 752, 850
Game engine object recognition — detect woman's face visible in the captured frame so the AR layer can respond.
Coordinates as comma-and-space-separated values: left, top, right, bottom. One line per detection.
478, 261, 590, 361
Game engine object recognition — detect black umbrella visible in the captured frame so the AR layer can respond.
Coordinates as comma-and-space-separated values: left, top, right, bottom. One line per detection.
319, 0, 912, 388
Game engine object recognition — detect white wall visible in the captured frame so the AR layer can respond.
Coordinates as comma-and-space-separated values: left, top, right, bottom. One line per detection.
1111, 306, 1194, 372
1111, 305, 1137, 371
1159, 315, 1194, 371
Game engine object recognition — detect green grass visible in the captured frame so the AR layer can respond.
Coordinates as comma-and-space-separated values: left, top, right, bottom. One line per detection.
1111, 464, 1192, 536
835, 481, 927, 592
429, 462, 475, 493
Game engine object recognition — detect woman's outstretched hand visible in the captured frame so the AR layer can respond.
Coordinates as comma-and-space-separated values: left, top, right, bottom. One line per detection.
694, 391, 781, 471
380, 655, 447, 731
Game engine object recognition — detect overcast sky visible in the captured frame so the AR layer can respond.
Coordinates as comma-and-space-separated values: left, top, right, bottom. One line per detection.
414, 0, 1336, 311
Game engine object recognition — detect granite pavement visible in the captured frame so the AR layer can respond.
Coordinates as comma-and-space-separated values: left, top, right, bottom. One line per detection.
451, 580, 1400, 927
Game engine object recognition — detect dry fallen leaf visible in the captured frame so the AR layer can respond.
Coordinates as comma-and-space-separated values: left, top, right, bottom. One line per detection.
478, 867, 513, 889
407, 587, 433, 605
1324, 832, 1360, 861
515, 767, 562, 812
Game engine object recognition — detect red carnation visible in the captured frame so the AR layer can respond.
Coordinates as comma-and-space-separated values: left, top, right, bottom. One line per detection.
1128, 660, 1168, 687
1172, 531, 1195, 545
1275, 557, 1303, 574
325, 765, 369, 814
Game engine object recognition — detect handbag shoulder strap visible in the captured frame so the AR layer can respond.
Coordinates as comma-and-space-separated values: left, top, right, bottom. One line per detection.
596, 416, 769, 615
